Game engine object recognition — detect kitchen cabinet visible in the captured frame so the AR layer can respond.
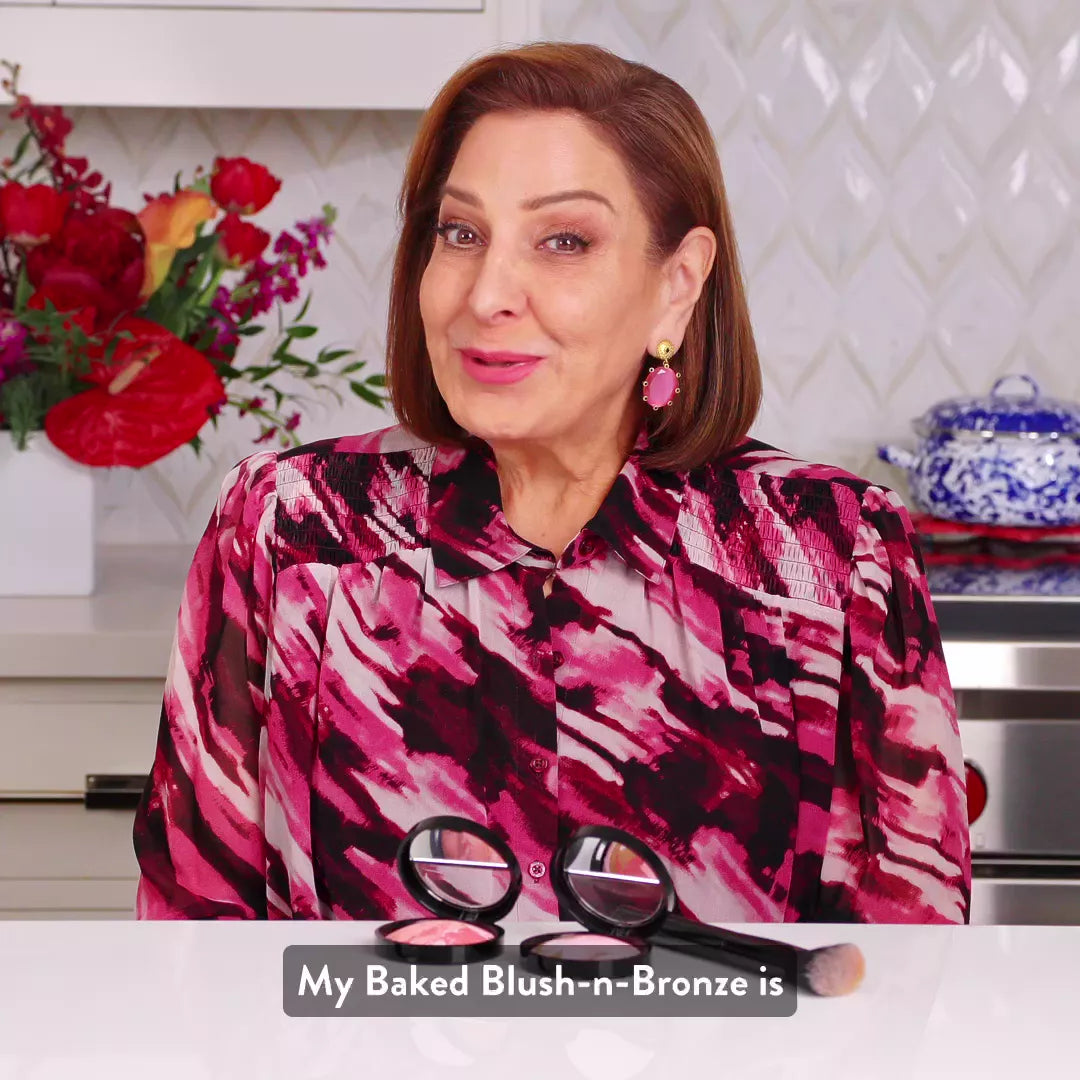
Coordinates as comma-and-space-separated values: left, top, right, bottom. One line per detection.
0, 545, 190, 919
0, 0, 539, 109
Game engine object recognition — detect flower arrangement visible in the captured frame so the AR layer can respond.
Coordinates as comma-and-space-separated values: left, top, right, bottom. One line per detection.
0, 61, 387, 468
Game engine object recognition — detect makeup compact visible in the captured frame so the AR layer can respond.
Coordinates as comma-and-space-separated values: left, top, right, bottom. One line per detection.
526, 824, 865, 997
375, 816, 521, 965
519, 825, 666, 978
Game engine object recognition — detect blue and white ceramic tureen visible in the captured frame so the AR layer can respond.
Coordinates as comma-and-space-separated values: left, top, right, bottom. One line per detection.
878, 375, 1080, 527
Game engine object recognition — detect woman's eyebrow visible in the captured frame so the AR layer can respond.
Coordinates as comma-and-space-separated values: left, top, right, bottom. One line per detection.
440, 184, 615, 213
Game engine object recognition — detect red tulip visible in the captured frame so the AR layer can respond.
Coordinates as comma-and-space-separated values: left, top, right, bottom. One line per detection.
214, 213, 271, 268
44, 316, 226, 468
0, 182, 70, 247
210, 156, 281, 216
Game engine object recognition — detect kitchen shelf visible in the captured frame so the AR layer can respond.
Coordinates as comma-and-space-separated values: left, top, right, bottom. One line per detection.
0, 0, 537, 109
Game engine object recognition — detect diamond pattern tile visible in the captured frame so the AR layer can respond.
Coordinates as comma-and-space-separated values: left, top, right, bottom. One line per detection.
946, 20, 1030, 163
935, 246, 1029, 374
891, 136, 978, 283
986, 144, 1073, 284
850, 22, 936, 169
795, 125, 885, 281
840, 243, 928, 387
753, 16, 842, 154
0, 0, 1077, 541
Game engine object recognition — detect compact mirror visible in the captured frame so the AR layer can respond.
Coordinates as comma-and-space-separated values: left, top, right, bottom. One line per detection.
408, 824, 513, 910
397, 815, 522, 924
552, 825, 675, 937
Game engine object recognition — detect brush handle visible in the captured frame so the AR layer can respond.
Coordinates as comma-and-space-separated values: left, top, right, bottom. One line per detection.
650, 927, 783, 983
661, 914, 804, 958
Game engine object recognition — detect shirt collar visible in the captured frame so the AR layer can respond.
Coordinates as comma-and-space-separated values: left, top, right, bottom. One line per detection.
428, 428, 685, 588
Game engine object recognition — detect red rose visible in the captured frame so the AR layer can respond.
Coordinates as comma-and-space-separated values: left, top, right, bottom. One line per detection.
0, 182, 71, 247
214, 213, 271, 268
44, 316, 226, 468
210, 156, 281, 216
25, 207, 145, 328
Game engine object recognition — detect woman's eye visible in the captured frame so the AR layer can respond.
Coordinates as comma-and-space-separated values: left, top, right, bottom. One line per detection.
435, 222, 477, 246
434, 222, 591, 253
543, 233, 590, 254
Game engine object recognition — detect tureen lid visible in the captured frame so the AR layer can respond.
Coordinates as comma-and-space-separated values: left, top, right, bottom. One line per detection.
916, 375, 1080, 437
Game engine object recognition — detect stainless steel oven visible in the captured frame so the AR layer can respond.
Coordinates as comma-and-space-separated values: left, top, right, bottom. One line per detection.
938, 592, 1080, 925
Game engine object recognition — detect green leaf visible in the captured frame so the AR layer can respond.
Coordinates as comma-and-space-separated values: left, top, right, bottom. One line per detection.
236, 325, 265, 337
237, 366, 278, 381
14, 266, 32, 309
319, 349, 354, 364
350, 381, 384, 406
286, 325, 318, 339
295, 294, 313, 322
9, 130, 32, 169
367, 374, 387, 387
336, 360, 367, 374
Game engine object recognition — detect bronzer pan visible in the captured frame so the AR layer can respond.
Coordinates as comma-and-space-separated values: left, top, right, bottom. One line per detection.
375, 815, 521, 965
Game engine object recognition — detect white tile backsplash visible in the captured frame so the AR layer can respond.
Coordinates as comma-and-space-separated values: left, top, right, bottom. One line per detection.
2, 0, 1078, 541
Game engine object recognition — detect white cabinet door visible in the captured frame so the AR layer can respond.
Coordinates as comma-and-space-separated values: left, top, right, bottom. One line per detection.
60, 0, 481, 7
1, 0, 538, 108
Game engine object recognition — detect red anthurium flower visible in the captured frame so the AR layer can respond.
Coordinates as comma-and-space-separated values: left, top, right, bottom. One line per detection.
26, 207, 145, 329
44, 316, 226, 468
210, 156, 281, 216
0, 182, 71, 247
214, 213, 271, 268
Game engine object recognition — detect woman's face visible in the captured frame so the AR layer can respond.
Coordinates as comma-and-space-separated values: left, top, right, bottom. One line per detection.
419, 109, 674, 451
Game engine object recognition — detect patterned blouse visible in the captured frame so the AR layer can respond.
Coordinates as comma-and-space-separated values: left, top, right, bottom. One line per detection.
133, 423, 971, 923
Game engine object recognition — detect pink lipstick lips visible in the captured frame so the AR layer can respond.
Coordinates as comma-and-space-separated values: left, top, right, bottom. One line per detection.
460, 348, 545, 385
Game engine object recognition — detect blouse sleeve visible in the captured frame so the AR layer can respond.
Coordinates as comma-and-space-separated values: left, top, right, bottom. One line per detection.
132, 450, 279, 919
816, 484, 972, 923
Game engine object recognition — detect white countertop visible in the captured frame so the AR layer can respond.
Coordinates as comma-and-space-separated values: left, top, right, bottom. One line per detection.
0, 544, 192, 679
0, 921, 1072, 1079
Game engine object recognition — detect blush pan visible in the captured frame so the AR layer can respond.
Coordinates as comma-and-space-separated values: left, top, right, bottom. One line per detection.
384, 919, 496, 946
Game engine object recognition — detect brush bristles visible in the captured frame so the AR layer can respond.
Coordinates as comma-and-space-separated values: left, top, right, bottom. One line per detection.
801, 944, 865, 997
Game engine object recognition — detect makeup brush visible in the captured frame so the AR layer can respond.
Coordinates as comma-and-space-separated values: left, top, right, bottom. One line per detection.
653, 915, 866, 997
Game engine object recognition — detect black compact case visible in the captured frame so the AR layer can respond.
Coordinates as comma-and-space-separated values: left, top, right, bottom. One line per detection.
375, 815, 522, 965
520, 824, 671, 978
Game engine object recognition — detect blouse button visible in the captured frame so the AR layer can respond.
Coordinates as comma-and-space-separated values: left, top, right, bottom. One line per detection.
529, 756, 548, 774
579, 536, 601, 557
528, 860, 547, 880
552, 651, 565, 669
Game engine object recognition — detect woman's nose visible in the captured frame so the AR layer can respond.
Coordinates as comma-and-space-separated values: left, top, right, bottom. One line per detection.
466, 247, 528, 321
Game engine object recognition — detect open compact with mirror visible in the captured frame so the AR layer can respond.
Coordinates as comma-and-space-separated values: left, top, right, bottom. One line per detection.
524, 823, 865, 997
520, 825, 661, 978
374, 815, 522, 965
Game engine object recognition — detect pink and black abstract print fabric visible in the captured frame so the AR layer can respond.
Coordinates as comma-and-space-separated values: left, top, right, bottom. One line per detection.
133, 424, 971, 923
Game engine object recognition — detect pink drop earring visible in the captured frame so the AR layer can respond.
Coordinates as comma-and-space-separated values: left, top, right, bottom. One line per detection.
642, 339, 680, 410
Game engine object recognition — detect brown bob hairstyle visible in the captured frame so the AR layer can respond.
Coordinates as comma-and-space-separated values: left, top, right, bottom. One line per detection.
387, 41, 762, 472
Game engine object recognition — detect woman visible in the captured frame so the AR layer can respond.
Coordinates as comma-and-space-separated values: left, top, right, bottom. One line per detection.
133, 42, 971, 923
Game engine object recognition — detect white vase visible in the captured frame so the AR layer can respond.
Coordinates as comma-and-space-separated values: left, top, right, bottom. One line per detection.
0, 430, 96, 596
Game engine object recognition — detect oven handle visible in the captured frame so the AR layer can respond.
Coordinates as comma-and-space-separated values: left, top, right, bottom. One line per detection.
973, 857, 1080, 880
84, 774, 150, 810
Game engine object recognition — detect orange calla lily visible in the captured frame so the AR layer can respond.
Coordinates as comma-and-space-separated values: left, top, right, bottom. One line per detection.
136, 189, 217, 298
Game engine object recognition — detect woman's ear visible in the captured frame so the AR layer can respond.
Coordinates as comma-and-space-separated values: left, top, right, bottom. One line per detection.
655, 226, 716, 344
